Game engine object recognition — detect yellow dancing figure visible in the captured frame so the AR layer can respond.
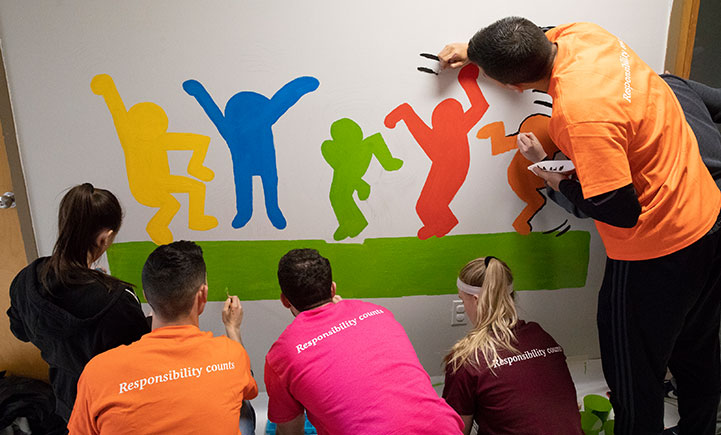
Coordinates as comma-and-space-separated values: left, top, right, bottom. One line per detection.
91, 74, 218, 245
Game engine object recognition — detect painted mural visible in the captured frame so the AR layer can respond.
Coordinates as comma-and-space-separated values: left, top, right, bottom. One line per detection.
93, 63, 589, 300
385, 64, 489, 240
91, 74, 218, 245
322, 119, 403, 241
183, 76, 320, 230
477, 101, 559, 235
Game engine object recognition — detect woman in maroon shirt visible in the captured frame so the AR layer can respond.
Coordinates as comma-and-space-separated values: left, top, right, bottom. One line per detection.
443, 256, 582, 435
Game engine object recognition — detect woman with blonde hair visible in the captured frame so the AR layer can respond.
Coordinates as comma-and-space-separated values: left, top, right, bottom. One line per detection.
443, 256, 582, 434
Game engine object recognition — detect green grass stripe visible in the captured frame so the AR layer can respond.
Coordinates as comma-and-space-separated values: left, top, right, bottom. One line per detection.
107, 231, 590, 301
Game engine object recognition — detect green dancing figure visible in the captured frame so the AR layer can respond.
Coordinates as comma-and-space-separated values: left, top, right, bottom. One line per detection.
322, 118, 403, 240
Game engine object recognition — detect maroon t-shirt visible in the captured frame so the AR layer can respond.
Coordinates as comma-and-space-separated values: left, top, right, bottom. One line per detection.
442, 321, 583, 435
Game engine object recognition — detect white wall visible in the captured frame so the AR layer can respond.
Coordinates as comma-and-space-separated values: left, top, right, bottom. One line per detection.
0, 0, 673, 386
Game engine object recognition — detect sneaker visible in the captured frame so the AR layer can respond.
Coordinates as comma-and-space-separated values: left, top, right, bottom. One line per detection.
661, 425, 679, 435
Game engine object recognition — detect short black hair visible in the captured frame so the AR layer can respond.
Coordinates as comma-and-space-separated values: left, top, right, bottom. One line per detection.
142, 241, 206, 320
468, 16, 553, 85
277, 249, 333, 312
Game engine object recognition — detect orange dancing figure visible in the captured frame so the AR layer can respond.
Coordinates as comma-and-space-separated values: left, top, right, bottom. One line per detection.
477, 113, 558, 234
385, 63, 489, 239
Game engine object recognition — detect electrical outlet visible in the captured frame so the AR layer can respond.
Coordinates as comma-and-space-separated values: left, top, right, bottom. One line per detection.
451, 300, 467, 326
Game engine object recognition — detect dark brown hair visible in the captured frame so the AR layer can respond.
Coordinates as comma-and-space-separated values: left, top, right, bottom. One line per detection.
41, 183, 132, 291
277, 249, 333, 311
141, 241, 206, 320
468, 16, 554, 85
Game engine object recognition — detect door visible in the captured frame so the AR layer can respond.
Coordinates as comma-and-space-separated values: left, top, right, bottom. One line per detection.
0, 51, 48, 381
689, 0, 721, 88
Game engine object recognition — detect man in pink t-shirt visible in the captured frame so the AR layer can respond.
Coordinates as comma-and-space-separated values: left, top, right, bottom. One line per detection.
265, 249, 464, 435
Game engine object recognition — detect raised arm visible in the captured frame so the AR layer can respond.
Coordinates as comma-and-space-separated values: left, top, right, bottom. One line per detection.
384, 103, 433, 145
91, 74, 130, 134
162, 133, 214, 181
438, 42, 470, 69
222, 295, 244, 346
477, 121, 517, 155
183, 79, 226, 131
458, 64, 489, 130
365, 133, 403, 171
269, 76, 320, 124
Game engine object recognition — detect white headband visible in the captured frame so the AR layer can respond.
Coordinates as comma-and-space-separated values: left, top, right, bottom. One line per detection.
457, 278, 481, 295
456, 278, 514, 296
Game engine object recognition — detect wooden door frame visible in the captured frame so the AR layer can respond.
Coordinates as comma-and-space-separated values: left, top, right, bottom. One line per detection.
666, 0, 701, 77
1, 46, 37, 261
1, 44, 47, 380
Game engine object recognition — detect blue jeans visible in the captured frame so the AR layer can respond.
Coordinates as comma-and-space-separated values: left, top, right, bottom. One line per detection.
239, 400, 256, 435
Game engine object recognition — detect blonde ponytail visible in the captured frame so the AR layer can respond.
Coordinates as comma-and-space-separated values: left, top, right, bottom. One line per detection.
444, 256, 518, 374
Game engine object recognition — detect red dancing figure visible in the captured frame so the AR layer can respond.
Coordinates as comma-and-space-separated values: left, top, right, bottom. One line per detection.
385, 64, 489, 239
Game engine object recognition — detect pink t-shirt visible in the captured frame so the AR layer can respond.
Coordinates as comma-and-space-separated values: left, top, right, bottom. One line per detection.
265, 300, 464, 435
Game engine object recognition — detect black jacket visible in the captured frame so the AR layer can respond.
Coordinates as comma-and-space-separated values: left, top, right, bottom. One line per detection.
661, 74, 721, 189
7, 257, 150, 421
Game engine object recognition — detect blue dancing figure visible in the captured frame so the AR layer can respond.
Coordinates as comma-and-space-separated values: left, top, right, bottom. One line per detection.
183, 76, 320, 229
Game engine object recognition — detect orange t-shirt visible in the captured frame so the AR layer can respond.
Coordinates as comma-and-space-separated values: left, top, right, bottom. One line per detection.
546, 23, 721, 261
68, 325, 258, 435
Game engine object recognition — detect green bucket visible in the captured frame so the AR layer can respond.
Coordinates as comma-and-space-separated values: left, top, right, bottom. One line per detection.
603, 419, 615, 435
584, 394, 613, 423
580, 411, 603, 435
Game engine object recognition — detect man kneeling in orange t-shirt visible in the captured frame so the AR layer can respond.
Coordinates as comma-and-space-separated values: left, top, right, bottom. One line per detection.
68, 241, 258, 434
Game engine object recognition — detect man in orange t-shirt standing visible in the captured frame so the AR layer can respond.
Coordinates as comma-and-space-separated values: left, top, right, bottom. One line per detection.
439, 17, 721, 435
68, 241, 258, 434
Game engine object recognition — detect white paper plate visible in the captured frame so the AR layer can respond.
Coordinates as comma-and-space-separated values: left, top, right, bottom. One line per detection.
527, 160, 575, 173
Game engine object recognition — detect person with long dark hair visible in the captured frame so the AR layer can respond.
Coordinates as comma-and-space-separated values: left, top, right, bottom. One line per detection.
7, 183, 150, 422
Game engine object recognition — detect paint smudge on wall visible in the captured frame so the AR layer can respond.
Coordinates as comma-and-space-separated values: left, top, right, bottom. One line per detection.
183, 76, 319, 230
322, 118, 403, 240
385, 64, 489, 240
91, 74, 217, 245
477, 111, 559, 234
